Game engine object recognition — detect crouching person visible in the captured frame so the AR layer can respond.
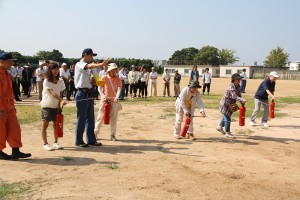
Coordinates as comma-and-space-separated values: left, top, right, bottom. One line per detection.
94, 63, 122, 141
0, 52, 31, 160
173, 80, 206, 140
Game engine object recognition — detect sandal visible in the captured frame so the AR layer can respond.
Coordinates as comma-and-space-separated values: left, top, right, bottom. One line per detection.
190, 134, 196, 140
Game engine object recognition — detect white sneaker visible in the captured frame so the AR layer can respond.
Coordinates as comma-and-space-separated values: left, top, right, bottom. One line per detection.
249, 121, 255, 126
216, 126, 226, 135
225, 132, 234, 138
261, 122, 269, 128
53, 142, 64, 150
43, 144, 53, 151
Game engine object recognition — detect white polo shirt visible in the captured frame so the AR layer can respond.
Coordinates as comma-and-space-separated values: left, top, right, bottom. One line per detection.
240, 72, 247, 80
74, 59, 92, 89
60, 68, 71, 79
202, 72, 212, 84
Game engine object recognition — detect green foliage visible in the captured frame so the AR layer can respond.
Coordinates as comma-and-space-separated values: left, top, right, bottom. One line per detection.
0, 180, 31, 199
194, 45, 219, 66
168, 47, 199, 65
35, 49, 64, 62
0, 49, 4, 53
264, 46, 289, 68
219, 49, 239, 65
109, 58, 154, 72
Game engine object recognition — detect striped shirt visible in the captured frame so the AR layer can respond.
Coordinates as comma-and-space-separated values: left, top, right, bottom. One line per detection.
219, 83, 243, 116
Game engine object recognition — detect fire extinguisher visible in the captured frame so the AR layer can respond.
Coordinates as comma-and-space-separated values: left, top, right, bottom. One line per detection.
103, 99, 111, 125
55, 107, 64, 138
270, 100, 275, 118
180, 115, 192, 137
239, 103, 246, 126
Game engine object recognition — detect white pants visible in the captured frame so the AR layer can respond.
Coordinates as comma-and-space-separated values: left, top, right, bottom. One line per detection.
173, 106, 194, 136
94, 102, 119, 137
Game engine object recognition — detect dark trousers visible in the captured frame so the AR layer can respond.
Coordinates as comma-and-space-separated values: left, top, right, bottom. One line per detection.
22, 81, 30, 96
241, 80, 247, 93
119, 80, 125, 99
125, 84, 129, 97
130, 83, 137, 96
12, 80, 20, 100
203, 83, 211, 94
140, 82, 147, 97
70, 81, 77, 97
61, 81, 71, 100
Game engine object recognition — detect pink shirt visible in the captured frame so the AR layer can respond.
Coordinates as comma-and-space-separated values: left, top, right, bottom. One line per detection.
102, 75, 122, 102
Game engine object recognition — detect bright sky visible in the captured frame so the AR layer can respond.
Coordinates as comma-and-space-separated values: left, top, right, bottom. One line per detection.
0, 0, 299, 65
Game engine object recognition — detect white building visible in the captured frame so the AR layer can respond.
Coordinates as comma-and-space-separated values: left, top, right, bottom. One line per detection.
288, 61, 300, 70
164, 65, 220, 77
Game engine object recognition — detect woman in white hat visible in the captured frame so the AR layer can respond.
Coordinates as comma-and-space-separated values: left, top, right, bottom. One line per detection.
95, 63, 122, 141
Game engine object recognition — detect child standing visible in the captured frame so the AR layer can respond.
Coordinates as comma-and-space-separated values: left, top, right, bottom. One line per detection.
40, 63, 66, 151
217, 73, 247, 138
94, 63, 122, 141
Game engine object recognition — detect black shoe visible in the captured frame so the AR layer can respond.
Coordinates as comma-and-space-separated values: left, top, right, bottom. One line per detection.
11, 151, 31, 160
75, 143, 89, 148
0, 151, 11, 160
16, 99, 22, 101
87, 142, 102, 146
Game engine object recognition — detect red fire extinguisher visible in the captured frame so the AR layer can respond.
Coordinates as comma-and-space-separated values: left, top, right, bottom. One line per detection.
239, 104, 246, 126
270, 100, 275, 118
180, 115, 192, 137
103, 99, 111, 125
55, 107, 64, 138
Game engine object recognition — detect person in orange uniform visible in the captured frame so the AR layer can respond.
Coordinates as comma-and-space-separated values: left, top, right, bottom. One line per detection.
0, 52, 31, 160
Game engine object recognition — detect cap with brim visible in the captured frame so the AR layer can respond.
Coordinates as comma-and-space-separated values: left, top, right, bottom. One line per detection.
24, 65, 29, 68
231, 73, 242, 80
188, 80, 201, 88
62, 63, 67, 66
175, 69, 178, 72
270, 71, 279, 78
0, 52, 13, 60
82, 48, 97, 56
107, 63, 118, 72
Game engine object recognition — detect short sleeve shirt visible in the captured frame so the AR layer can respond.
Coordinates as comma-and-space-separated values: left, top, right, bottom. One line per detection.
202, 72, 212, 83
40, 79, 66, 108
254, 78, 275, 100
74, 59, 92, 89
102, 75, 122, 102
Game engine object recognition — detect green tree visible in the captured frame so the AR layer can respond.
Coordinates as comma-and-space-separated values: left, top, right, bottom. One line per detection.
36, 49, 64, 62
0, 49, 4, 53
219, 49, 239, 65
10, 51, 26, 63
194, 45, 219, 66
168, 47, 199, 65
264, 46, 289, 68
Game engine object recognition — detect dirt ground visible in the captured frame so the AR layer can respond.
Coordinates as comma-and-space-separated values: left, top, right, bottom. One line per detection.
1, 77, 300, 200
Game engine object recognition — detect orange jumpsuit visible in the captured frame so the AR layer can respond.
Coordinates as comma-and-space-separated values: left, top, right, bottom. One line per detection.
0, 67, 22, 151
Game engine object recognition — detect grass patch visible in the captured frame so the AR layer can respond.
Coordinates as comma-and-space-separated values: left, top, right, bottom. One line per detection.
276, 96, 300, 104
104, 163, 119, 170
0, 180, 31, 199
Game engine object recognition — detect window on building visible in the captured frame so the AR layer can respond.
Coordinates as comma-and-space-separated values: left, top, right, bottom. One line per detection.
184, 69, 189, 74
170, 69, 175, 73
226, 69, 232, 75
216, 69, 220, 74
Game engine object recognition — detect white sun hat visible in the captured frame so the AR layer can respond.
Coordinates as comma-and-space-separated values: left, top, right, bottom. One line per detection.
107, 63, 118, 72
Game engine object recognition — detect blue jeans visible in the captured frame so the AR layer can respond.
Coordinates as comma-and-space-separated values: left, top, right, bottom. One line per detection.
241, 80, 247, 93
75, 90, 96, 145
219, 115, 231, 132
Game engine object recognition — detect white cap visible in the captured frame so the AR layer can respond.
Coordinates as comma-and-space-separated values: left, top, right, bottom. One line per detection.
270, 71, 279, 78
24, 65, 29, 68
107, 63, 118, 72
62, 63, 67, 66
39, 61, 44, 66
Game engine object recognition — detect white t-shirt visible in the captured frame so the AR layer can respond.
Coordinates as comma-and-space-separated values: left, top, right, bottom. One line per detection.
40, 79, 66, 108
36, 67, 46, 82
74, 59, 92, 89
99, 69, 107, 78
60, 68, 71, 79
240, 72, 247, 80
149, 71, 157, 83
202, 72, 212, 84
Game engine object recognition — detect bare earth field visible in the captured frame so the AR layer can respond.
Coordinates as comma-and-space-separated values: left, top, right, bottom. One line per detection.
0, 77, 299, 200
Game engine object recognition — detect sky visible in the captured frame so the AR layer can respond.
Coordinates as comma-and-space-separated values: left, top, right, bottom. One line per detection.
0, 0, 299, 65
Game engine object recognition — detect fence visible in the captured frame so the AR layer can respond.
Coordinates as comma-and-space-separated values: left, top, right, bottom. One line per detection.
252, 68, 300, 80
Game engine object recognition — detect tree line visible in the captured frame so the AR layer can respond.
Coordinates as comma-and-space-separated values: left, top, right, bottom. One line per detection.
1, 45, 292, 70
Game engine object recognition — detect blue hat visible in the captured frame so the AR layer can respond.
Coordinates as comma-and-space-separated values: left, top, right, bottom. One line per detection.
82, 48, 97, 56
0, 52, 13, 60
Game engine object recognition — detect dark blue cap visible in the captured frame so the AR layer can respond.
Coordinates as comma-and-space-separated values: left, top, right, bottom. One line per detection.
0, 52, 13, 60
82, 48, 97, 56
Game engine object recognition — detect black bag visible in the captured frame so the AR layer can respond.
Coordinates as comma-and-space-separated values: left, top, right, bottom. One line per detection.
86, 88, 99, 99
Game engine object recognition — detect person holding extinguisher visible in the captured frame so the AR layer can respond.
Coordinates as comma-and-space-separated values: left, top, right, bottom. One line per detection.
173, 80, 206, 140
249, 71, 278, 128
94, 63, 122, 141
40, 63, 67, 151
217, 73, 247, 138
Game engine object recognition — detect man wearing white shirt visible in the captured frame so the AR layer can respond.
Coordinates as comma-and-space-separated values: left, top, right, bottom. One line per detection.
60, 63, 71, 100
8, 64, 22, 101
149, 67, 157, 97
162, 68, 171, 97
36, 62, 46, 101
16, 64, 23, 96
74, 48, 109, 147
240, 68, 247, 93
118, 66, 127, 100
202, 68, 212, 95
99, 65, 108, 77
